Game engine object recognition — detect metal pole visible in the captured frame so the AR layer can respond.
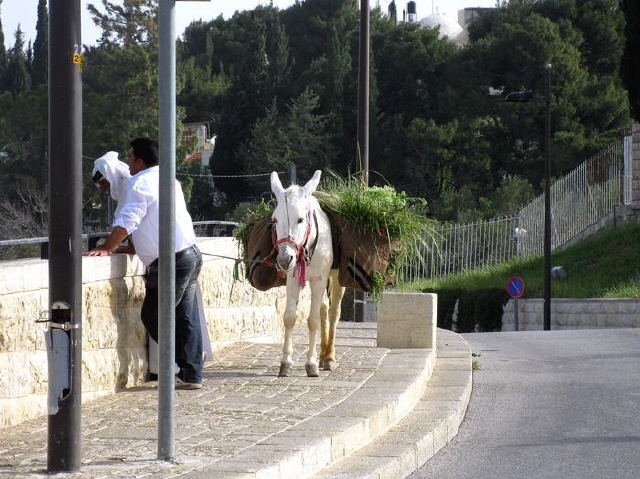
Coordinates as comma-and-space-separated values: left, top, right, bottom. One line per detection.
543, 63, 552, 331
47, 0, 82, 472
158, 0, 176, 460
354, 0, 370, 323
289, 163, 297, 184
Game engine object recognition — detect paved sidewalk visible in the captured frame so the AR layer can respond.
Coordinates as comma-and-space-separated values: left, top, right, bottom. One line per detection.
0, 323, 471, 479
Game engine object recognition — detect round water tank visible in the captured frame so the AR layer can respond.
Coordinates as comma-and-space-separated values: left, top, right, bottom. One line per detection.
407, 1, 416, 15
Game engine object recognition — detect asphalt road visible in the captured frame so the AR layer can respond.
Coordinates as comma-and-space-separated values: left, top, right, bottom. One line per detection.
409, 329, 640, 479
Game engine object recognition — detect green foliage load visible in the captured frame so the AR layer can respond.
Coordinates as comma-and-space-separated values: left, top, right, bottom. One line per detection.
316, 174, 439, 300
315, 172, 438, 250
235, 199, 273, 255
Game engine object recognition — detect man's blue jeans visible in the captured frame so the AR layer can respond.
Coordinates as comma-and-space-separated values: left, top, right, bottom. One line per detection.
141, 245, 203, 384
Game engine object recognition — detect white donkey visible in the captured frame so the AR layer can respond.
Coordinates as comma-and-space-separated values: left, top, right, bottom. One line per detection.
270, 170, 345, 377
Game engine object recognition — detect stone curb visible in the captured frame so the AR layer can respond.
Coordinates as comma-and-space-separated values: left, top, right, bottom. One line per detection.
311, 329, 472, 478
184, 346, 436, 478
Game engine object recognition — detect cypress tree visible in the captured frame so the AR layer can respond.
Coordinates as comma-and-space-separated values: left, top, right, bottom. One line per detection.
0, 0, 7, 82
621, 0, 640, 121
4, 27, 31, 96
31, 0, 48, 88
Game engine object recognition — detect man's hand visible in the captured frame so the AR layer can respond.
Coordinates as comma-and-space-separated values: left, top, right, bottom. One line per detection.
83, 226, 130, 257
83, 245, 113, 257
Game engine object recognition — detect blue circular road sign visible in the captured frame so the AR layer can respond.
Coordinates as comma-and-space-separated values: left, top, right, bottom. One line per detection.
506, 277, 525, 298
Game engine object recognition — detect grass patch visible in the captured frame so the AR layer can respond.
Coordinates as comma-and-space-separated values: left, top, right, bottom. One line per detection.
400, 222, 640, 299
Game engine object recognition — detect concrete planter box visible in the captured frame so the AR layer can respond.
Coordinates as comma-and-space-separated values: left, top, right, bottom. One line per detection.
377, 292, 437, 349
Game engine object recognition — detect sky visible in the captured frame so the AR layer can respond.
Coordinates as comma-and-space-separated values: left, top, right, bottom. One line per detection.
2, 1, 500, 50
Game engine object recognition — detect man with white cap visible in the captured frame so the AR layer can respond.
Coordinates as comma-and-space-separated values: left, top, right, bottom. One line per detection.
92, 150, 160, 375
92, 151, 132, 219
86, 139, 211, 389
90, 147, 214, 383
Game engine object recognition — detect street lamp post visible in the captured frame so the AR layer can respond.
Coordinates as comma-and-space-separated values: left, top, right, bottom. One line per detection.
354, 0, 370, 323
505, 63, 552, 331
543, 63, 552, 331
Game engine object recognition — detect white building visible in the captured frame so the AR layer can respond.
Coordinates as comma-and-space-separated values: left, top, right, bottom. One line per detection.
393, 2, 494, 47
183, 122, 216, 173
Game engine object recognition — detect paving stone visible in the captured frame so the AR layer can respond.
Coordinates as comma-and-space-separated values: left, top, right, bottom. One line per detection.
0, 325, 471, 479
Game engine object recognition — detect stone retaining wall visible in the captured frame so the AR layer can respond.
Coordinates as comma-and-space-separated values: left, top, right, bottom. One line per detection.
0, 238, 306, 428
502, 298, 640, 331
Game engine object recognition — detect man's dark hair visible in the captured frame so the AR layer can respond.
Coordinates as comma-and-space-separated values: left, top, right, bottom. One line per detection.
130, 137, 159, 167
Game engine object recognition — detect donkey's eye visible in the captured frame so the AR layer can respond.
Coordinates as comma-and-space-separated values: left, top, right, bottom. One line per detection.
297, 218, 304, 224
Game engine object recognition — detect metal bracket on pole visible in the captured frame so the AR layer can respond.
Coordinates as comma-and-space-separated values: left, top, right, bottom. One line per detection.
37, 301, 81, 331
37, 301, 79, 416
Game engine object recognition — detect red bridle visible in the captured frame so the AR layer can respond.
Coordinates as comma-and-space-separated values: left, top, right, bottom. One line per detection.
269, 207, 314, 287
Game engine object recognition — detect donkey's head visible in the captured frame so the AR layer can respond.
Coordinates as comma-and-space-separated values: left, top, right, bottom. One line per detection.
270, 170, 322, 273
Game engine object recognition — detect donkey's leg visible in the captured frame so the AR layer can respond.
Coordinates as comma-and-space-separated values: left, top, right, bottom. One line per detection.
319, 285, 330, 370
321, 274, 345, 371
305, 278, 326, 377
279, 280, 300, 377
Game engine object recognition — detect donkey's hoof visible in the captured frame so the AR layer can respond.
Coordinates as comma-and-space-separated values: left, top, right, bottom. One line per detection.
305, 363, 320, 377
278, 363, 293, 377
322, 358, 337, 371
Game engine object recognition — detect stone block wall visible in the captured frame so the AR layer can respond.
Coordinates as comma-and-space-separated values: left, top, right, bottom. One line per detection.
502, 298, 640, 331
0, 238, 305, 428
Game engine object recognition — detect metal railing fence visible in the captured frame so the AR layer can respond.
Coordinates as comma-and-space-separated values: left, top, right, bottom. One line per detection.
403, 135, 630, 282
402, 215, 519, 283
0, 221, 238, 261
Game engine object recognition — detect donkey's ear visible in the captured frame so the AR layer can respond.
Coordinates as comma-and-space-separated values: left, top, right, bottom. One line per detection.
303, 170, 322, 196
270, 171, 285, 198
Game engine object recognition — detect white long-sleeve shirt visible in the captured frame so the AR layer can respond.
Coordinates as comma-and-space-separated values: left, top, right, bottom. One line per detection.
113, 166, 196, 267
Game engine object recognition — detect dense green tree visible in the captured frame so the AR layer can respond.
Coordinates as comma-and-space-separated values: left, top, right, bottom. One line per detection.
0, 0, 6, 74
522, 0, 624, 77
621, 0, 640, 121
83, 0, 160, 153
88, 0, 158, 47
0, 84, 49, 242
177, 21, 231, 123
3, 27, 31, 96
282, 0, 357, 81
301, 18, 355, 172
264, 11, 292, 109
460, 7, 627, 183
237, 98, 288, 193
372, 22, 456, 124
31, 0, 48, 88
211, 12, 280, 202
238, 89, 334, 193
285, 88, 335, 177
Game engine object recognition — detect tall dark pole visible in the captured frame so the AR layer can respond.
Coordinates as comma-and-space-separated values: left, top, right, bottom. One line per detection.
47, 0, 82, 471
543, 63, 552, 331
355, 0, 370, 322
